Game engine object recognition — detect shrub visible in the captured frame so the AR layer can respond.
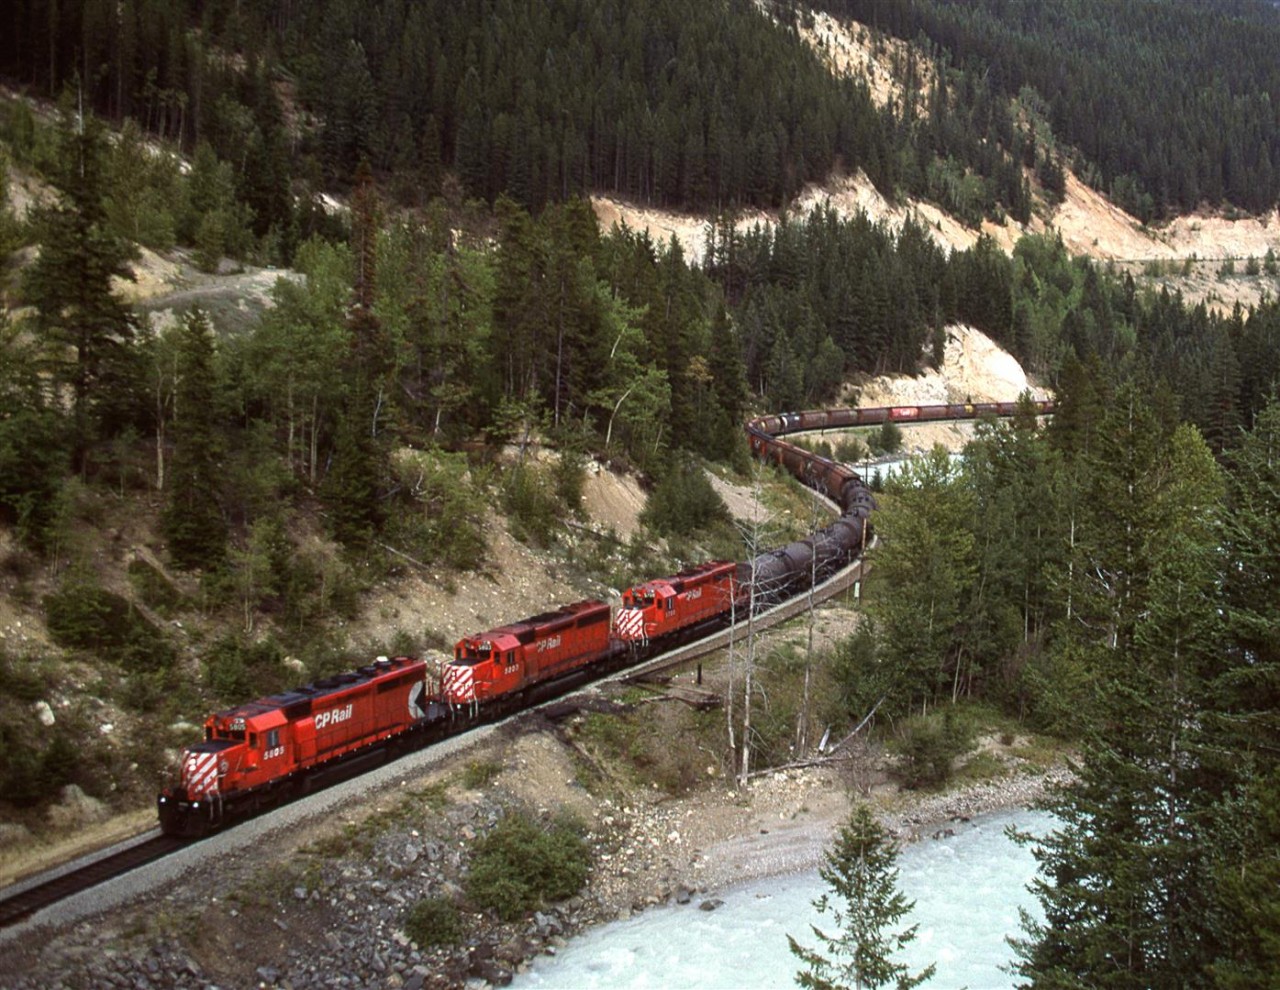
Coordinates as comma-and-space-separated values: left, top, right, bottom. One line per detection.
0, 725, 79, 808
501, 465, 561, 547
203, 634, 288, 702
833, 436, 868, 464
44, 574, 174, 670
465, 811, 591, 920
461, 759, 503, 789
127, 558, 185, 615
403, 897, 463, 948
0, 650, 46, 703
390, 449, 487, 568
891, 708, 974, 790
551, 449, 587, 517
640, 456, 730, 538
868, 421, 903, 456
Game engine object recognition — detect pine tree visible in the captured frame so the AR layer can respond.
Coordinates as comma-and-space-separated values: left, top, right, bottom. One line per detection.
1205, 769, 1280, 989
0, 315, 68, 546
1014, 419, 1227, 989
1216, 396, 1280, 754
867, 446, 976, 710
161, 308, 226, 570
23, 102, 139, 474
1202, 398, 1280, 983
788, 803, 934, 990
323, 165, 389, 547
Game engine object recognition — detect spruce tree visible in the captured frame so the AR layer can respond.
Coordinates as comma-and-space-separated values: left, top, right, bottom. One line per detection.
1203, 398, 1280, 983
323, 164, 389, 546
1216, 396, 1280, 755
161, 308, 226, 570
1014, 417, 1227, 989
788, 804, 934, 990
23, 102, 139, 474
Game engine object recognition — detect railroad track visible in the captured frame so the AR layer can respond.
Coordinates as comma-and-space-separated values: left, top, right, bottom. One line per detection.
0, 833, 187, 929
0, 546, 872, 931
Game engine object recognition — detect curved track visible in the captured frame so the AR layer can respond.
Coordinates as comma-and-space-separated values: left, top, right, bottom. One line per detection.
0, 401, 1044, 927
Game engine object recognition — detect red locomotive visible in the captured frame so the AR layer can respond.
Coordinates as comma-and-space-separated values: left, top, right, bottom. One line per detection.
613, 561, 740, 644
158, 656, 433, 836
161, 400, 1051, 838
443, 600, 613, 707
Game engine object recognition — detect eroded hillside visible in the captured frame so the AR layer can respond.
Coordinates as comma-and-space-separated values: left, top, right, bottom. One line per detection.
593, 13, 1280, 315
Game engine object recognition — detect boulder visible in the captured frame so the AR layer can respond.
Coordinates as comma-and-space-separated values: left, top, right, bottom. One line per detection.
46, 784, 110, 829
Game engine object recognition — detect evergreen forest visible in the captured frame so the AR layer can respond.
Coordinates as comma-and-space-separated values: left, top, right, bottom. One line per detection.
1, 1, 1280, 986
825, 0, 1280, 219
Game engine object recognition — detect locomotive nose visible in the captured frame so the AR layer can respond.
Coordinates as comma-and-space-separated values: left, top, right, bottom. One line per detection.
442, 661, 478, 703
613, 607, 648, 641
179, 740, 242, 798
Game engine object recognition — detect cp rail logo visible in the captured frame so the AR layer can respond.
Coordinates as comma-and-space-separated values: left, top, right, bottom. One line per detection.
314, 703, 354, 731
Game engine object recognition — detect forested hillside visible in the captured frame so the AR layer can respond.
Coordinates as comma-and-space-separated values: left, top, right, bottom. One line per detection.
0, 0, 1034, 225
2, 3, 1280, 984
828, 0, 1280, 219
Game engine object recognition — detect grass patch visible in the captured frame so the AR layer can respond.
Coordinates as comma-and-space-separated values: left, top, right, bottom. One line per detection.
413, 780, 452, 810
228, 862, 300, 910
1005, 733, 1072, 771
954, 750, 1009, 784
300, 793, 430, 861
461, 759, 503, 790
302, 820, 378, 861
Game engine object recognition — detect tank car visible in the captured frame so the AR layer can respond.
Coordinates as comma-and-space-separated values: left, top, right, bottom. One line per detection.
443, 600, 612, 707
158, 656, 433, 837
614, 561, 739, 644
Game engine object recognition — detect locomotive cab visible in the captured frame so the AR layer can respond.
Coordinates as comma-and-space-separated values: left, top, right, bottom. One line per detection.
158, 706, 289, 836
444, 633, 522, 705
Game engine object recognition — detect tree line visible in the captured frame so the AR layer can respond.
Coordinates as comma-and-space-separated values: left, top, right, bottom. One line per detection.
7, 104, 1280, 570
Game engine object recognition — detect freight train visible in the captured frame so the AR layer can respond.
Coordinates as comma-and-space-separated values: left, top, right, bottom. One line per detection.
158, 399, 1052, 836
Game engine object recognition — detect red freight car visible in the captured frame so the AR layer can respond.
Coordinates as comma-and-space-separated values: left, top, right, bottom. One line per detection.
613, 561, 739, 644
158, 656, 430, 836
443, 600, 612, 706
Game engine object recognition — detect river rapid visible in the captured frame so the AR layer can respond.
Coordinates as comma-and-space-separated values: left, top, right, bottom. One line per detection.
511, 807, 1054, 990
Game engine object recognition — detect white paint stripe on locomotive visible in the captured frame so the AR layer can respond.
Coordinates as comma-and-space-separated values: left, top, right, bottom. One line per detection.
443, 665, 476, 703
614, 608, 647, 641
183, 752, 219, 797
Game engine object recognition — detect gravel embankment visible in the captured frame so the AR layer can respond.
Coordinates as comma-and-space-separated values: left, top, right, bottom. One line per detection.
0, 731, 1069, 990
